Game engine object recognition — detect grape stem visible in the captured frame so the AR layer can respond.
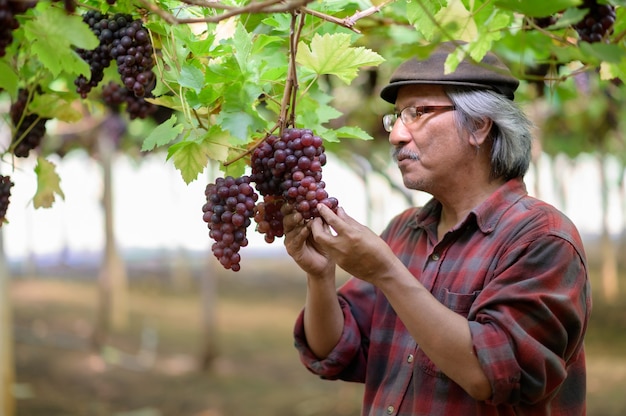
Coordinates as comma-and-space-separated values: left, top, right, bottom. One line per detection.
222, 125, 281, 167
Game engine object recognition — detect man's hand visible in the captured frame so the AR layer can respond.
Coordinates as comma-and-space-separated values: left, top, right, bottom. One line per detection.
309, 204, 400, 284
282, 204, 336, 279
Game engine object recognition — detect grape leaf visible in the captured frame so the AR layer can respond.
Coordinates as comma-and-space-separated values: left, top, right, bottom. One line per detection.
33, 158, 65, 209
22, 6, 99, 77
142, 115, 184, 151
0, 60, 19, 97
167, 140, 211, 184
179, 64, 206, 93
296, 33, 385, 84
30, 94, 83, 122
335, 126, 374, 141
407, 0, 447, 41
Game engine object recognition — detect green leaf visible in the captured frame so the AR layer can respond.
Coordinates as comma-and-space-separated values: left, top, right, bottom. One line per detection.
30, 94, 82, 122
179, 64, 205, 93
233, 23, 254, 72
494, 0, 580, 17
33, 158, 65, 209
407, 0, 447, 40
22, 7, 99, 77
217, 110, 264, 141
334, 125, 374, 141
579, 42, 624, 64
167, 140, 211, 184
296, 33, 385, 84
0, 60, 19, 97
141, 115, 184, 151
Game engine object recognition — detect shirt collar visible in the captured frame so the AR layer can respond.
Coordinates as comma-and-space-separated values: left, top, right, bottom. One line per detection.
412, 178, 528, 234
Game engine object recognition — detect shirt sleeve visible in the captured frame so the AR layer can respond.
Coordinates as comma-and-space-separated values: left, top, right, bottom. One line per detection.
293, 277, 376, 382
469, 231, 590, 406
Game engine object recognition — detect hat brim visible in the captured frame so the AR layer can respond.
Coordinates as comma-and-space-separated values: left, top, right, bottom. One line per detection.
379, 80, 501, 104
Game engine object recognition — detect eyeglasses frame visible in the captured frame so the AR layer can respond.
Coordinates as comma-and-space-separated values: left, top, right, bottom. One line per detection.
382, 105, 456, 132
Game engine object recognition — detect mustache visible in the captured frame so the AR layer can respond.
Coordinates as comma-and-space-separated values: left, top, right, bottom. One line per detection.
391, 147, 419, 162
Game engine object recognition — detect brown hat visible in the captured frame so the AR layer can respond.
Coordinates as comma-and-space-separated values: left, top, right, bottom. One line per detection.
379, 41, 519, 103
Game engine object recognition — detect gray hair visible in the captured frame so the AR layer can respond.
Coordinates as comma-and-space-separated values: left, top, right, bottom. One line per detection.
444, 86, 533, 181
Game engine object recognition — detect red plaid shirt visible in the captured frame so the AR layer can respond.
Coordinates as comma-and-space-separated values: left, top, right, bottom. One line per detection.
294, 178, 590, 415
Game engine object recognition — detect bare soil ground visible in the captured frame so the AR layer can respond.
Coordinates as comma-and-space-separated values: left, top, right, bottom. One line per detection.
9, 257, 626, 416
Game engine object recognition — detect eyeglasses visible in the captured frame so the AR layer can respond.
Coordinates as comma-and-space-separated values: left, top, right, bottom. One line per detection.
382, 105, 456, 132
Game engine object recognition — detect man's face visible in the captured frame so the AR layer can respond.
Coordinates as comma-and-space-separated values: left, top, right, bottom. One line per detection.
388, 84, 468, 194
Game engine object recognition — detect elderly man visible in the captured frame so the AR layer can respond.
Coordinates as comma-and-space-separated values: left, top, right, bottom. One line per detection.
283, 41, 591, 415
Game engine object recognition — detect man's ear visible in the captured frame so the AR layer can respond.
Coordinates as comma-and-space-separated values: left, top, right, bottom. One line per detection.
470, 117, 493, 147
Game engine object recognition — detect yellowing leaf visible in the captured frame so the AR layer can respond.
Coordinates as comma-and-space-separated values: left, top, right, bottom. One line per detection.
30, 94, 82, 122
296, 33, 384, 84
33, 158, 65, 209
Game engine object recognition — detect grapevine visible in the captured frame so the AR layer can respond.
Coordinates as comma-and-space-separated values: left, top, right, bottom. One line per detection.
199, 11, 341, 271
0, 175, 14, 226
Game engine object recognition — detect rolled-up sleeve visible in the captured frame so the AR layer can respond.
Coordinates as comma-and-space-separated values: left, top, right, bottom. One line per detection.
294, 277, 376, 382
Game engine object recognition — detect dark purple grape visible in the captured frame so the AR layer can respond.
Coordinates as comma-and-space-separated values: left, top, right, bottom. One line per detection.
10, 88, 49, 158
0, 175, 14, 226
574, 0, 616, 43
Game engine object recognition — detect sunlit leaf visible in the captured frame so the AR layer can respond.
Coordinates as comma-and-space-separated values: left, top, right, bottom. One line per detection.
296, 33, 385, 84
22, 6, 98, 77
30, 94, 82, 122
167, 140, 211, 184
407, 0, 447, 40
33, 158, 64, 209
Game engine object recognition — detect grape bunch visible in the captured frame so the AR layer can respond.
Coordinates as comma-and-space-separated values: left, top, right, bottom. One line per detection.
574, 0, 616, 43
0, 175, 14, 226
202, 176, 258, 271
75, 11, 156, 100
75, 11, 118, 98
10, 88, 49, 158
250, 128, 338, 240
110, 18, 156, 98
0, 0, 37, 57
202, 128, 339, 271
102, 81, 157, 120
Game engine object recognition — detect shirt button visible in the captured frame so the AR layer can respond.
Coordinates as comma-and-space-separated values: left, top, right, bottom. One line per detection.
386, 405, 395, 414
407, 354, 414, 363
431, 253, 440, 261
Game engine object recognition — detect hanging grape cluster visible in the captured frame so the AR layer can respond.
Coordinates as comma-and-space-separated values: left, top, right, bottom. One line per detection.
75, 10, 156, 118
202, 176, 258, 271
202, 128, 339, 271
251, 128, 338, 243
574, 0, 616, 43
0, 175, 14, 226
0, 0, 36, 57
528, 0, 617, 43
10, 88, 50, 158
102, 81, 157, 120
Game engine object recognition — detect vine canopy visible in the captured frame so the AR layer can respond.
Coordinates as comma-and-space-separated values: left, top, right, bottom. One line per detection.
1, 0, 626, 207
